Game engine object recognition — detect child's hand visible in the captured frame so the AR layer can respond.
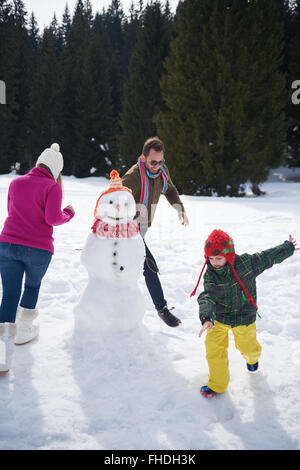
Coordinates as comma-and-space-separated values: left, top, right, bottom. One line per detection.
289, 234, 299, 250
198, 321, 214, 338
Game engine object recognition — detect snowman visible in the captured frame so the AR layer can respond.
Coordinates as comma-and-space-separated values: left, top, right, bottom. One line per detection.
74, 170, 146, 341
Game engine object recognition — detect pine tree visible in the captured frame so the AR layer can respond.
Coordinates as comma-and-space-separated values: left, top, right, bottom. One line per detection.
61, 4, 72, 46
12, 0, 33, 172
122, 1, 142, 78
28, 11, 39, 52
27, 26, 63, 168
83, 0, 93, 26
22, 11, 40, 170
74, 13, 115, 177
58, 0, 93, 174
241, 0, 288, 194
119, 1, 172, 168
104, 0, 125, 135
50, 13, 64, 55
105, 0, 124, 54
156, 0, 287, 196
0, 0, 32, 173
0, 0, 10, 22
0, 0, 15, 172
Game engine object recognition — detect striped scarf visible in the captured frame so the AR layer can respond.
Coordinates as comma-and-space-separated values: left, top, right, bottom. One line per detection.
91, 218, 140, 239
138, 157, 168, 217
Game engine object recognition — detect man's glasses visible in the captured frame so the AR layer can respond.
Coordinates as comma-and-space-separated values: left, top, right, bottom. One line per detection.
149, 159, 165, 167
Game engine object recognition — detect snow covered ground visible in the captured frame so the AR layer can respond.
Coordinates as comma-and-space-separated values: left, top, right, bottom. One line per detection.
0, 166, 300, 450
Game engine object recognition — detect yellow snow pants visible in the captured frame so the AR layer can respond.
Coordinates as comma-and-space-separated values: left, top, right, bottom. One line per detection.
205, 321, 262, 393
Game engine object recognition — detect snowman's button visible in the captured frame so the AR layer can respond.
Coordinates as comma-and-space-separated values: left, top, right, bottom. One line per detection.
112, 262, 117, 266
114, 241, 118, 246
113, 252, 117, 256
120, 266, 124, 271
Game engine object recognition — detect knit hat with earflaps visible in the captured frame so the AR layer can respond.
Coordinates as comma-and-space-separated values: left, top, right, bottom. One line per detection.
190, 229, 258, 310
93, 170, 133, 218
36, 143, 63, 181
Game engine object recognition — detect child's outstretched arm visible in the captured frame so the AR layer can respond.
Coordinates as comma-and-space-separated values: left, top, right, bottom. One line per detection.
249, 235, 297, 276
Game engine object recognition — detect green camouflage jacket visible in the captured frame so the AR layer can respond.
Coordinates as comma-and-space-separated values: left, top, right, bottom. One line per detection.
197, 240, 295, 328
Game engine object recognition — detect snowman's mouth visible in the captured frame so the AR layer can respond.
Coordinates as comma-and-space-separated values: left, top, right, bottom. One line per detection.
107, 215, 123, 221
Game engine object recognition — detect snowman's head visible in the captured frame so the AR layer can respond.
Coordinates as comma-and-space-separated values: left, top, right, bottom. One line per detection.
94, 170, 136, 225
95, 190, 136, 225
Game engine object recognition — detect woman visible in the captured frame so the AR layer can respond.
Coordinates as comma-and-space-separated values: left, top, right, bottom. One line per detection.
0, 143, 75, 373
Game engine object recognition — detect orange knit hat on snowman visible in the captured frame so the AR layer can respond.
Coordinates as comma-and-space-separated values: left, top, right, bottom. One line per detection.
190, 229, 258, 310
93, 170, 132, 218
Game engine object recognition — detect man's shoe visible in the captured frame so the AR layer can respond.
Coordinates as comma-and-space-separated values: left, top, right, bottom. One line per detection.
157, 306, 181, 328
247, 361, 259, 373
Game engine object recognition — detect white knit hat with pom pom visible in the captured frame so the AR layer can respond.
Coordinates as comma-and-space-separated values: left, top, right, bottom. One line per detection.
36, 143, 63, 181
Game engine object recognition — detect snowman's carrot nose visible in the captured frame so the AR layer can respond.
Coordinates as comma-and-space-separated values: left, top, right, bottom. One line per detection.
116, 204, 120, 211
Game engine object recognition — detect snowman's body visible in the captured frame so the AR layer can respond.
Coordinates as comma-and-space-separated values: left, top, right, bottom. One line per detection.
74, 175, 146, 339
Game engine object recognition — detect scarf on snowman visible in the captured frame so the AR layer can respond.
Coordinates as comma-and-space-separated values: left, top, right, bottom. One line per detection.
91, 218, 140, 239
138, 157, 168, 217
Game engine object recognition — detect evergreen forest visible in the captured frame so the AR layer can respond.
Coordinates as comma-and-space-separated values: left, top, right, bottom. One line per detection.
1, 0, 300, 196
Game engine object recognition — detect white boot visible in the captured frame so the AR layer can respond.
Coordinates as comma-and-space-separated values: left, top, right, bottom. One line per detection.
14, 307, 39, 345
0, 323, 17, 373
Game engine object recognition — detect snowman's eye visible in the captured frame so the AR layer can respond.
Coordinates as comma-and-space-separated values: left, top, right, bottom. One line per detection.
109, 200, 113, 204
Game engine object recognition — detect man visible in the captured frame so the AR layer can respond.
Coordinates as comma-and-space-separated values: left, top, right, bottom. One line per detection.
121, 137, 189, 327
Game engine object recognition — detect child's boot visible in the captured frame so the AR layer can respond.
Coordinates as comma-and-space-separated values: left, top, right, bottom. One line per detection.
14, 307, 39, 345
0, 323, 17, 373
247, 361, 259, 373
200, 385, 217, 398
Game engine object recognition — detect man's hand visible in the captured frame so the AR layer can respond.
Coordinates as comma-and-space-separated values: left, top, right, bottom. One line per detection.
178, 211, 189, 226
198, 321, 214, 338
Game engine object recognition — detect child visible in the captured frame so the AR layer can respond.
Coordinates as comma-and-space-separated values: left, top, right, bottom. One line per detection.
190, 229, 298, 398
0, 143, 75, 373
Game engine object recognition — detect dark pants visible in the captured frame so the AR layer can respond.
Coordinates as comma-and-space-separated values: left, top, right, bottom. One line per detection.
143, 242, 167, 311
0, 243, 52, 323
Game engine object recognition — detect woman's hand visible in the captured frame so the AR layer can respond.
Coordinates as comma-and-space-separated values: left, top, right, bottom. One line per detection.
65, 205, 75, 215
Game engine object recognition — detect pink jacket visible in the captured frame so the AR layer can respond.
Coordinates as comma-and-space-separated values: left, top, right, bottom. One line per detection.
0, 167, 74, 254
